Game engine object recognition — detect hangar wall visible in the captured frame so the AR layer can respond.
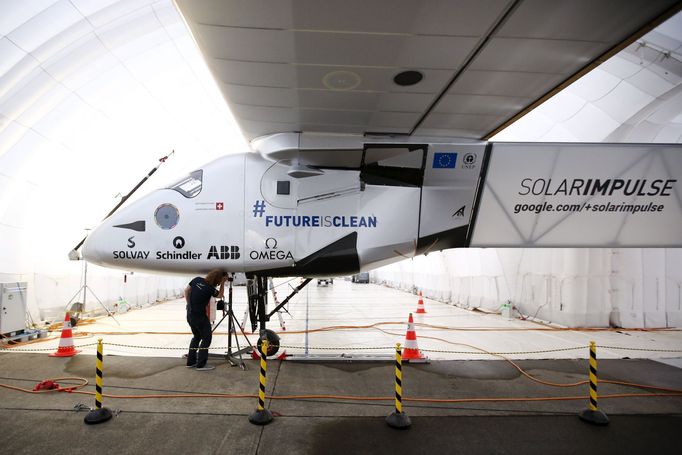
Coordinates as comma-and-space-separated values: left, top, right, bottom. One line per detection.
0, 269, 187, 324
372, 248, 682, 328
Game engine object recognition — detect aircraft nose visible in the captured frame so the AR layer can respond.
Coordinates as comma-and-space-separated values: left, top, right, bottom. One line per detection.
82, 225, 105, 265
79, 188, 185, 269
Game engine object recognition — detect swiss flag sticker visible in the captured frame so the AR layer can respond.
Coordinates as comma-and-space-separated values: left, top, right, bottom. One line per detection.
216, 202, 224, 211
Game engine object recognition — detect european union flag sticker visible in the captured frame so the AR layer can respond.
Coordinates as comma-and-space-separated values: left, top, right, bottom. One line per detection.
433, 152, 457, 168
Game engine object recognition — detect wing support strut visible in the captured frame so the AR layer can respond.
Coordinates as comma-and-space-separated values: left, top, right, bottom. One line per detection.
267, 278, 312, 320
246, 276, 313, 357
247, 276, 313, 332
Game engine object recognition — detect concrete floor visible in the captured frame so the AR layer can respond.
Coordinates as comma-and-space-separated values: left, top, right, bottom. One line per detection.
6, 279, 682, 362
1, 279, 682, 453
0, 353, 681, 454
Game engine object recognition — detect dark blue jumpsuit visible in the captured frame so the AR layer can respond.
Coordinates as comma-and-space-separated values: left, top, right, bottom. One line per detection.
186, 277, 218, 367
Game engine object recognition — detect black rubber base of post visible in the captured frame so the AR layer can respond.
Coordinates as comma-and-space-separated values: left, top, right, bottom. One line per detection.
578, 409, 609, 426
249, 409, 273, 425
84, 407, 113, 425
386, 411, 411, 429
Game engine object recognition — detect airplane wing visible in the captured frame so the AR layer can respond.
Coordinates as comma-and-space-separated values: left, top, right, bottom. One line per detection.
174, 0, 681, 142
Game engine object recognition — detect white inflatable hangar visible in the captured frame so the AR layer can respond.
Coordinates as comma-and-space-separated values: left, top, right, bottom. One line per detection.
1, 0, 682, 335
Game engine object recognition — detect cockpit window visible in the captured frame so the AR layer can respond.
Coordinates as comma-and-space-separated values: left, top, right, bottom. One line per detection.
169, 170, 203, 198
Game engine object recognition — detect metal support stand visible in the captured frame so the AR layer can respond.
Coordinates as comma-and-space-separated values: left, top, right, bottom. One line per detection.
247, 276, 270, 332
240, 275, 314, 357
210, 277, 254, 369
269, 278, 287, 331
65, 261, 118, 325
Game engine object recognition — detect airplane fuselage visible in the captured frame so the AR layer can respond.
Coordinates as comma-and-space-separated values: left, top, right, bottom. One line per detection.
82, 136, 682, 276
83, 143, 483, 276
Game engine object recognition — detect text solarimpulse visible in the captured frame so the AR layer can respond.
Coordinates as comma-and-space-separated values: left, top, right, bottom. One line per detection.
519, 178, 677, 197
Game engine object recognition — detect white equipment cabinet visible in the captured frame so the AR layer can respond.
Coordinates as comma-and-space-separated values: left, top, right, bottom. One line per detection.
0, 282, 27, 335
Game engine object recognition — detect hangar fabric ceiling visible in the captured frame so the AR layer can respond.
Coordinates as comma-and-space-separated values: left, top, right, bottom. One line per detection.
175, 0, 681, 140
494, 12, 682, 142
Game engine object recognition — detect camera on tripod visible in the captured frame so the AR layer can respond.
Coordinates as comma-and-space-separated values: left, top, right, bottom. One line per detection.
216, 272, 232, 313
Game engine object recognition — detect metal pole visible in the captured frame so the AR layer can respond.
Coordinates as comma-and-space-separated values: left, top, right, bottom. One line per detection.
82, 261, 88, 309
71, 152, 174, 254
304, 284, 310, 357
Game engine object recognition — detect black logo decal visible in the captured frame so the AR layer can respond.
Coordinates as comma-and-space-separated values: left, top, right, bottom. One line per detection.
207, 245, 240, 260
453, 206, 466, 218
127, 236, 136, 248
265, 238, 278, 249
173, 236, 185, 249
463, 153, 476, 165
114, 221, 146, 232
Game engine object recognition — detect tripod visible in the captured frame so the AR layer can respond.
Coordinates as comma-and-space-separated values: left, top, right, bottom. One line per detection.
210, 277, 253, 369
65, 260, 118, 325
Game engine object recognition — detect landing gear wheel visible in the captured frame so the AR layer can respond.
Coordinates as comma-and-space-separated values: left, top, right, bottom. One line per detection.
257, 329, 281, 356
68, 302, 84, 327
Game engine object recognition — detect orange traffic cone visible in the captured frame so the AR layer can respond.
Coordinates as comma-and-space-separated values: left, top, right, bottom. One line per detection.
401, 313, 426, 362
50, 313, 81, 357
415, 291, 426, 314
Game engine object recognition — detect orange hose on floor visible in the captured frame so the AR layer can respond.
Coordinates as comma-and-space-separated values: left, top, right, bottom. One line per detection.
2, 380, 680, 403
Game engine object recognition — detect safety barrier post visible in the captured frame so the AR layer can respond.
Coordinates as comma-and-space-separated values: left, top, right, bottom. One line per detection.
84, 338, 113, 425
578, 341, 609, 425
249, 339, 273, 425
386, 343, 411, 429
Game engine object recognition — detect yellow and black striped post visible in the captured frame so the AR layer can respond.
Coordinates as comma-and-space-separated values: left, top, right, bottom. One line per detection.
386, 343, 411, 429
95, 339, 104, 409
249, 339, 273, 425
394, 342, 403, 413
84, 338, 113, 425
257, 340, 268, 411
578, 341, 609, 425
588, 341, 599, 411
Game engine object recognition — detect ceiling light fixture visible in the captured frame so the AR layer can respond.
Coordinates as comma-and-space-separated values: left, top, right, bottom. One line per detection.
322, 70, 361, 90
393, 70, 423, 86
